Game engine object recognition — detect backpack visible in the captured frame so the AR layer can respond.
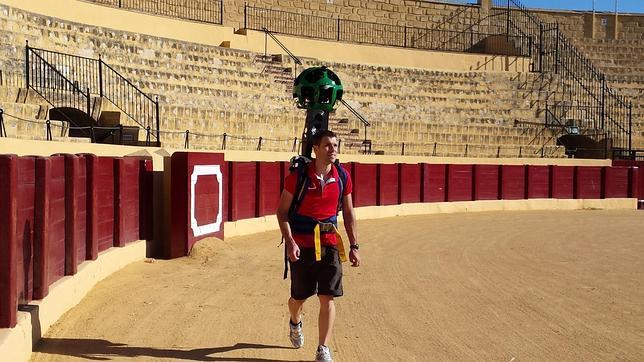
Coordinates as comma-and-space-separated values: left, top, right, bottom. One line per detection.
281, 156, 349, 279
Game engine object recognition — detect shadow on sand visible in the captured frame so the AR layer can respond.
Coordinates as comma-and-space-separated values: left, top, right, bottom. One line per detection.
34, 338, 308, 361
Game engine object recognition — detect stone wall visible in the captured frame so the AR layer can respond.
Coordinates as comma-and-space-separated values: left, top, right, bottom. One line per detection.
225, 0, 480, 30
0, 3, 567, 157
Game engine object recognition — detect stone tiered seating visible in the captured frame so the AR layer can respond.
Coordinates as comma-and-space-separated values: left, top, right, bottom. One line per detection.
0, 3, 567, 157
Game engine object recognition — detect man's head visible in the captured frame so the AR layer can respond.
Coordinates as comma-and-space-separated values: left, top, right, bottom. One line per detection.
312, 130, 338, 165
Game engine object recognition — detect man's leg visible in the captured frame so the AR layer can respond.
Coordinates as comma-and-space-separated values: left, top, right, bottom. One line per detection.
288, 297, 306, 324
318, 295, 335, 346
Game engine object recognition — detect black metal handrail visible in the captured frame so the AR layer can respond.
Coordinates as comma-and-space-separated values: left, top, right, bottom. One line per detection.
492, 0, 632, 155
339, 99, 371, 154
82, 0, 223, 25
260, 28, 302, 65
29, 46, 160, 141
245, 5, 531, 56
25, 44, 92, 137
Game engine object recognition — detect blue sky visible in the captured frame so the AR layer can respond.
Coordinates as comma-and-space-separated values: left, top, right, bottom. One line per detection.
520, 0, 644, 13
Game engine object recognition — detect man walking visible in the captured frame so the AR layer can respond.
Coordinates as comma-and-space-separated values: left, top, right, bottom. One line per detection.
277, 130, 361, 362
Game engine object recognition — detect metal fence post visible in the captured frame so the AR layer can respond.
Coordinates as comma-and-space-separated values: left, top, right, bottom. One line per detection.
292, 137, 297, 152
25, 41, 30, 89
401, 142, 405, 156
86, 87, 91, 117
628, 101, 632, 152
98, 56, 103, 97
257, 136, 263, 151
506, 0, 511, 41
538, 23, 543, 73
220, 0, 224, 25
404, 26, 407, 47
600, 75, 605, 129
244, 4, 247, 29
46, 120, 52, 141
554, 23, 560, 74
155, 96, 160, 145
184, 130, 190, 149
222, 133, 227, 150
0, 109, 5, 137
146, 126, 151, 146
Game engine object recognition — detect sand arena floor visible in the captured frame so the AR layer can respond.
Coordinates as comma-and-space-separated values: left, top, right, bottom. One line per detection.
31, 210, 643, 361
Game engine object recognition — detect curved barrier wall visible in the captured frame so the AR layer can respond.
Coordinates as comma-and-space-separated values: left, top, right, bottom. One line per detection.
0, 148, 641, 362
0, 154, 152, 329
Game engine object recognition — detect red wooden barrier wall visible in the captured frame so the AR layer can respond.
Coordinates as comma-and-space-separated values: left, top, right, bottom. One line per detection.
0, 155, 17, 328
423, 164, 446, 202
352, 163, 377, 207
527, 166, 550, 199
576, 167, 602, 199
16, 157, 35, 303
501, 165, 526, 200
96, 157, 115, 253
551, 166, 574, 199
228, 162, 257, 221
447, 164, 473, 202
257, 162, 281, 217
604, 167, 630, 198
399, 164, 422, 204
0, 153, 151, 328
473, 164, 499, 200
378, 164, 399, 206
47, 156, 66, 288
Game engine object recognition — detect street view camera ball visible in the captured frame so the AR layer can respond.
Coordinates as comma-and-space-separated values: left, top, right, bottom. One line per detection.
293, 66, 343, 112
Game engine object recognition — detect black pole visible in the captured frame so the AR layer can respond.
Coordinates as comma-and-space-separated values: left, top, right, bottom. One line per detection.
222, 133, 227, 150
155, 96, 160, 146
538, 23, 543, 73
220, 0, 223, 25
0, 109, 5, 137
401, 142, 405, 156
257, 136, 262, 151
404, 26, 407, 47
628, 101, 632, 153
146, 126, 151, 146
244, 4, 247, 30
184, 130, 190, 149
98, 56, 103, 97
554, 23, 559, 74
25, 41, 30, 89
506, 0, 511, 41
46, 120, 52, 141
600, 75, 605, 129
86, 87, 91, 117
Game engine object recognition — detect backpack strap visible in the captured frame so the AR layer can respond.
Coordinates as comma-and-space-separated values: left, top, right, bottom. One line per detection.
333, 161, 348, 214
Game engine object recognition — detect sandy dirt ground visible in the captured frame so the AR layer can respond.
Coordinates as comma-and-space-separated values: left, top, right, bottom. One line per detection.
31, 210, 644, 361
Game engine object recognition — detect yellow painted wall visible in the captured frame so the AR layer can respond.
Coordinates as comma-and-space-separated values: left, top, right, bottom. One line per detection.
0, 138, 612, 166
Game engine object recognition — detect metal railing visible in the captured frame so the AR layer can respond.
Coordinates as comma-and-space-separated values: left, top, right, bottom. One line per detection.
339, 99, 371, 154
27, 45, 160, 141
83, 0, 223, 24
25, 45, 91, 129
491, 0, 632, 156
245, 5, 531, 56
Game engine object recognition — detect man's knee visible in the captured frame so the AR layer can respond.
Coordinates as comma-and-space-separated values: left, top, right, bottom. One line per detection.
318, 295, 334, 304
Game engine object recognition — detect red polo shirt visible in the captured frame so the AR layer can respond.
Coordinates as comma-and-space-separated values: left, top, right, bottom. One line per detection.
284, 162, 352, 247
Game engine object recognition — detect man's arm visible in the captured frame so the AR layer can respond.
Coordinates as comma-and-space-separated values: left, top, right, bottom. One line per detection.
276, 189, 300, 262
342, 194, 361, 267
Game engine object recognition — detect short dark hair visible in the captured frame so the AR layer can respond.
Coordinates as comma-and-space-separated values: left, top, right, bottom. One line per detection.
312, 129, 337, 146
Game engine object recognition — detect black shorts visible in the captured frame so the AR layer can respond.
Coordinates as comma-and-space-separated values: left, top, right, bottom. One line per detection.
289, 246, 343, 300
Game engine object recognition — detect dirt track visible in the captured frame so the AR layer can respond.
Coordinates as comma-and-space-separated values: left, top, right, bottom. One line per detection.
31, 210, 644, 361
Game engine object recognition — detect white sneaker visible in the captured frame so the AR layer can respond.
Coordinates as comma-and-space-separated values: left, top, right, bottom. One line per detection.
315, 345, 333, 362
289, 320, 304, 348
